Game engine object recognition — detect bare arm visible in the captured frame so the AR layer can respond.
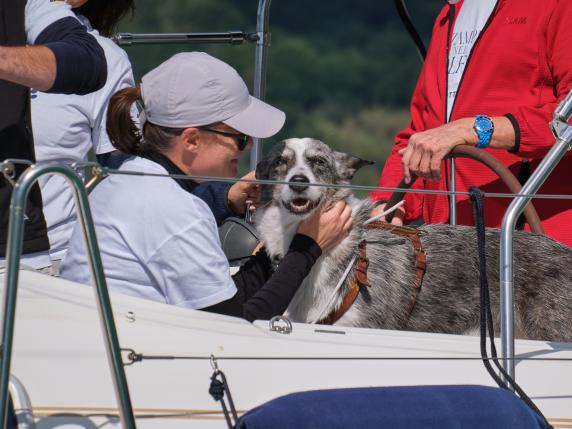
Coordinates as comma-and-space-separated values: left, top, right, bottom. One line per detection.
399, 116, 515, 183
430, 116, 516, 150
20, 0, 107, 94
0, 45, 56, 91
370, 116, 515, 225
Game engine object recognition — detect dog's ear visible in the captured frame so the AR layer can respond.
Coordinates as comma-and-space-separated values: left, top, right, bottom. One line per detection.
334, 151, 375, 181
255, 156, 270, 180
255, 141, 286, 180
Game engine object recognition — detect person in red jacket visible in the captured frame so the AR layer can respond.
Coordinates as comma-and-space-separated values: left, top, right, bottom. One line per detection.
370, 0, 572, 247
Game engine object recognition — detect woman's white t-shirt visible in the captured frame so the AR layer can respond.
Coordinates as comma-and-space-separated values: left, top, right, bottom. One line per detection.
31, 16, 135, 263
59, 157, 238, 309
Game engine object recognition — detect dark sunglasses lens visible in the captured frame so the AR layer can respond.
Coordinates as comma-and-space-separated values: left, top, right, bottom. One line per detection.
239, 136, 249, 151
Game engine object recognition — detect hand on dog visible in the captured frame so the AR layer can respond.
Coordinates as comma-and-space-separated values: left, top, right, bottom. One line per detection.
297, 200, 353, 252
398, 119, 474, 183
228, 171, 259, 215
370, 203, 405, 226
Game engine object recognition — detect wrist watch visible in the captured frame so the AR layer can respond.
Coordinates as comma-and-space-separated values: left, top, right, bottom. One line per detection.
473, 114, 494, 149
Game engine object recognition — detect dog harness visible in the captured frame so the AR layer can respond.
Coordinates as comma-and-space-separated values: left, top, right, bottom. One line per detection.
317, 221, 427, 325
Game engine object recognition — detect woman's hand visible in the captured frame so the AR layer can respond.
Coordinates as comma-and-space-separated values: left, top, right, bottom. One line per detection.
297, 200, 353, 252
398, 118, 474, 183
228, 171, 259, 215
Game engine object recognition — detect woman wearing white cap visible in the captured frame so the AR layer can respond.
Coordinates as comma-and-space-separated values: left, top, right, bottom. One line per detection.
60, 52, 352, 321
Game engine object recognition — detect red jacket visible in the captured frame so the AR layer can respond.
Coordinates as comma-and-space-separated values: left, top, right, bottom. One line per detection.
370, 0, 572, 247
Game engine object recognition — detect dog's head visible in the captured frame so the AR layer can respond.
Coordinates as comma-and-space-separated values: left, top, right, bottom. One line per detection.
255, 138, 374, 218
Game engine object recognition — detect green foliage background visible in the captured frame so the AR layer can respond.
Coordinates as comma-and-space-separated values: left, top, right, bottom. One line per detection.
117, 0, 443, 189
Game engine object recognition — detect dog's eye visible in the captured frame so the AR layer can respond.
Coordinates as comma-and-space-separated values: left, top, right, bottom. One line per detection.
310, 157, 327, 166
273, 157, 286, 167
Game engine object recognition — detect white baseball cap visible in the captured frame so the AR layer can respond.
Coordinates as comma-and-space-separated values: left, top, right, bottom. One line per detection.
140, 52, 286, 138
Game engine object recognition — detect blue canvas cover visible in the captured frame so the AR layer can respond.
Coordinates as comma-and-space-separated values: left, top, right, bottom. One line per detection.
238, 385, 547, 429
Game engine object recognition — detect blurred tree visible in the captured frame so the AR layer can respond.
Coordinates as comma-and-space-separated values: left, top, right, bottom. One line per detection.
117, 0, 443, 179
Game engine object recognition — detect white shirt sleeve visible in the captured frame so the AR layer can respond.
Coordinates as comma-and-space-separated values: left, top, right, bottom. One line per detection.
90, 39, 137, 155
145, 216, 237, 310
25, 0, 77, 45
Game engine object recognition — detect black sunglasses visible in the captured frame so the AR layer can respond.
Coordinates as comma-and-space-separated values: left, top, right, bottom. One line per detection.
199, 126, 250, 151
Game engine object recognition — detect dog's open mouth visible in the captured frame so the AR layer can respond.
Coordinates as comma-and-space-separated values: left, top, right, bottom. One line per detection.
282, 197, 321, 215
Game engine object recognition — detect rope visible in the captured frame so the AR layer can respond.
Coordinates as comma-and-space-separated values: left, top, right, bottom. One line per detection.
208, 356, 238, 429
106, 169, 572, 200
469, 187, 553, 429
3, 159, 572, 200
121, 350, 572, 365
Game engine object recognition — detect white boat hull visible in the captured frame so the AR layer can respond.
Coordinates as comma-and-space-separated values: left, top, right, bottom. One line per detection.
7, 271, 572, 428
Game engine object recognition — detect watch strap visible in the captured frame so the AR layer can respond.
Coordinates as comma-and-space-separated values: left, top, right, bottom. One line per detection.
474, 115, 493, 149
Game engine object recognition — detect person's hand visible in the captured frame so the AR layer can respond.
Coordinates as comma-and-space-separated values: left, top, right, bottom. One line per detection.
297, 200, 353, 252
228, 171, 259, 215
398, 118, 474, 183
370, 203, 405, 226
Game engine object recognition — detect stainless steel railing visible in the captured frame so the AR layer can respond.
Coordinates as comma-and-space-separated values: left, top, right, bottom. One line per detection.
9, 375, 35, 429
500, 88, 572, 380
0, 162, 135, 428
251, 0, 273, 170
449, 158, 457, 225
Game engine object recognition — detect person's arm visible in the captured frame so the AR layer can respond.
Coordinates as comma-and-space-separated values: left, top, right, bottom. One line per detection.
506, 3, 572, 158
202, 234, 322, 321
11, 0, 107, 94
203, 200, 353, 321
0, 45, 56, 91
398, 116, 516, 183
192, 182, 235, 225
34, 17, 107, 94
192, 171, 258, 225
398, 3, 572, 181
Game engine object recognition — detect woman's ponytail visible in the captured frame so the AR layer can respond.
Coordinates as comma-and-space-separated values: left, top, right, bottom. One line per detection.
107, 86, 183, 156
107, 86, 143, 155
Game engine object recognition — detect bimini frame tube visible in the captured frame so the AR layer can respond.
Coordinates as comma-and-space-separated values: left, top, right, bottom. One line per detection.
500, 90, 572, 381
250, 0, 273, 170
0, 162, 136, 429
114, 31, 256, 46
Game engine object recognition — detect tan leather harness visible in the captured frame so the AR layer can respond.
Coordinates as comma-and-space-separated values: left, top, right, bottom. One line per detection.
317, 221, 427, 325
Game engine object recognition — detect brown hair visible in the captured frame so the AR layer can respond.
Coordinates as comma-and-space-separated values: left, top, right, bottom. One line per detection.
75, 0, 135, 37
107, 86, 185, 155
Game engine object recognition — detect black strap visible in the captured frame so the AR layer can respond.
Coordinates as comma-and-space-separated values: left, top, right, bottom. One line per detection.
394, 0, 426, 61
203, 234, 321, 322
0, 0, 50, 257
209, 368, 238, 429
469, 187, 552, 429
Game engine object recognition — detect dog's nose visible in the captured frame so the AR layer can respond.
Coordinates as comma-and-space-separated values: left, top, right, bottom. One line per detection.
289, 175, 310, 192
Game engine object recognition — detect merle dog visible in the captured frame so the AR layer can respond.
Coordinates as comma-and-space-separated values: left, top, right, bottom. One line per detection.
254, 138, 572, 342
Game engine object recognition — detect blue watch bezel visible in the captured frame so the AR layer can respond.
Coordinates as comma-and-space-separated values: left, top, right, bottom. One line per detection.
474, 114, 494, 149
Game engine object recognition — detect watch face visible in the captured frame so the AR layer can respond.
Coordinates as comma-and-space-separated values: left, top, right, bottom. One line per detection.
475, 116, 493, 133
